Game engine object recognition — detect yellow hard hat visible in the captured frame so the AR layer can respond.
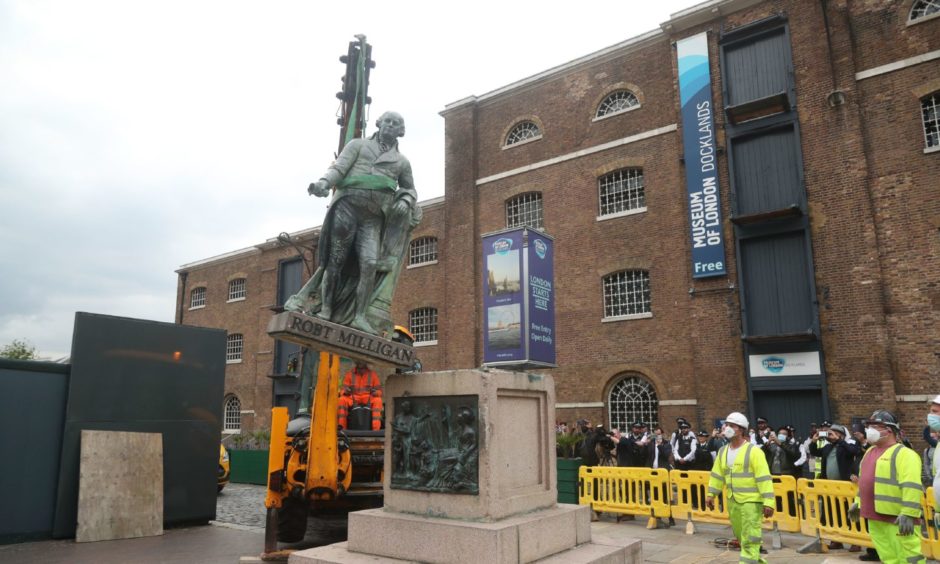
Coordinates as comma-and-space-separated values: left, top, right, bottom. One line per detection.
393, 325, 414, 342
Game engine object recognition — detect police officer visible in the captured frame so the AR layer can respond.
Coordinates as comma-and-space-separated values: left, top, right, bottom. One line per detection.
849, 410, 924, 564
672, 419, 698, 470
616, 421, 651, 467
707, 412, 774, 564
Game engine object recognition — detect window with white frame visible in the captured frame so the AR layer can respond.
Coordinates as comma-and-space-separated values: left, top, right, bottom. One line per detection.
599, 169, 645, 217
409, 307, 438, 344
596, 90, 639, 119
505, 121, 541, 146
506, 192, 544, 230
910, 0, 940, 21
409, 236, 438, 266
190, 286, 206, 309
223, 395, 241, 432
226, 333, 244, 362
228, 278, 246, 301
923, 92, 940, 149
608, 375, 659, 433
603, 270, 651, 318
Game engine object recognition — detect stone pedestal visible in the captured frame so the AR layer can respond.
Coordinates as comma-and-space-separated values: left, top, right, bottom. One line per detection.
289, 369, 641, 564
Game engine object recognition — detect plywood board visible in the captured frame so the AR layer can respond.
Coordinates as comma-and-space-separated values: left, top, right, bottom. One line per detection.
76, 430, 163, 542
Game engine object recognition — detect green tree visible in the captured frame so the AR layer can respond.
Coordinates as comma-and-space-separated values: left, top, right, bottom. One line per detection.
0, 339, 38, 360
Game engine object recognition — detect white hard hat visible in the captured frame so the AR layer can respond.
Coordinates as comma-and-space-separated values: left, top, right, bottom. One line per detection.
930, 395, 940, 405
726, 412, 749, 429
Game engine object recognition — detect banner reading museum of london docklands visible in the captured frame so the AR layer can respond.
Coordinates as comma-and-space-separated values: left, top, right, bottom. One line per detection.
481, 227, 556, 369
677, 32, 727, 279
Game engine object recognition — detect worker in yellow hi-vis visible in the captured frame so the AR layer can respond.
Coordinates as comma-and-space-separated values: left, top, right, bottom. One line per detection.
848, 410, 924, 564
706, 412, 775, 564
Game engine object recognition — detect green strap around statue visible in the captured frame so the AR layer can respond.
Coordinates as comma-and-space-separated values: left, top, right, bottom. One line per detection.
337, 174, 397, 191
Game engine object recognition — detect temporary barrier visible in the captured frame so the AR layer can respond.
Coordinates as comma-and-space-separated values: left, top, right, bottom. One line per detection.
921, 486, 939, 560
670, 470, 728, 526
669, 471, 801, 535
579, 466, 671, 524
797, 478, 874, 549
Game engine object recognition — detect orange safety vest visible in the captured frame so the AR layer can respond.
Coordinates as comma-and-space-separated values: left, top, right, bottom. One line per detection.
343, 368, 382, 403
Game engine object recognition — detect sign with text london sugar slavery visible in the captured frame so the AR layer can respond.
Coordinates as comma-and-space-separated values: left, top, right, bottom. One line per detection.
677, 32, 727, 279
481, 227, 556, 368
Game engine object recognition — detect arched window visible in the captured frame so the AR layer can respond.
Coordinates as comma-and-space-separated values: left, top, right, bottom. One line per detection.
603, 270, 651, 318
596, 90, 639, 119
505, 121, 541, 146
227, 278, 246, 301
506, 192, 544, 230
599, 169, 645, 217
226, 333, 243, 362
409, 236, 439, 266
409, 307, 438, 344
923, 92, 940, 149
190, 287, 206, 309
223, 395, 241, 432
910, 0, 940, 22
608, 375, 659, 432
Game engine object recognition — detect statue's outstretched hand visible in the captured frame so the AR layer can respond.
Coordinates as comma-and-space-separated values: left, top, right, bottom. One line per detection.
308, 180, 330, 197
390, 199, 410, 217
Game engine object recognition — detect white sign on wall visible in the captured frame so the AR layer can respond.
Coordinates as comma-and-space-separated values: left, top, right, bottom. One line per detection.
748, 351, 821, 377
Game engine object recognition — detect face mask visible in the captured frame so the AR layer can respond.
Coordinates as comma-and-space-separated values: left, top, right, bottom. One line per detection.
928, 414, 940, 432
865, 427, 882, 444
777, 434, 788, 442
722, 426, 736, 440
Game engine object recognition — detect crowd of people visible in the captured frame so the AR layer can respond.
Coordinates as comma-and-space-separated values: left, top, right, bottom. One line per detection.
557, 400, 940, 564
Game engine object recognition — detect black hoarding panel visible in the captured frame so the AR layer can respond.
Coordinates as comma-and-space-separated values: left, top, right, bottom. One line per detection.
52, 313, 225, 538
0, 360, 69, 544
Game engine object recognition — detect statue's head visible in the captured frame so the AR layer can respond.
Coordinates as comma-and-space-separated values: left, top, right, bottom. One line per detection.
376, 111, 405, 139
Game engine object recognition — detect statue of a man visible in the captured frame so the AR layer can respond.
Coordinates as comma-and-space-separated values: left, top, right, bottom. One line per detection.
285, 111, 421, 335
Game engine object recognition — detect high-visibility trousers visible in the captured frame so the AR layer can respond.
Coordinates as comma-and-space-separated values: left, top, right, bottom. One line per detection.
729, 501, 767, 564
867, 519, 925, 564
338, 394, 383, 431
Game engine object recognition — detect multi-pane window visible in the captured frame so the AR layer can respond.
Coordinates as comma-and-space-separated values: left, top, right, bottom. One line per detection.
596, 90, 639, 118
608, 375, 659, 432
603, 270, 651, 318
599, 169, 645, 216
409, 307, 438, 343
228, 278, 247, 301
190, 287, 206, 308
506, 192, 544, 230
223, 395, 241, 431
923, 93, 940, 149
910, 0, 940, 21
226, 333, 244, 362
409, 236, 439, 266
505, 121, 541, 146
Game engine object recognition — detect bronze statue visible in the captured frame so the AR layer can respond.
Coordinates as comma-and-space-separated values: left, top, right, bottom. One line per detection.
285, 111, 421, 335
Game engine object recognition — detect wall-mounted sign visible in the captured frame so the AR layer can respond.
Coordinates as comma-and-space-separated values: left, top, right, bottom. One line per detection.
749, 351, 821, 377
677, 32, 727, 279
482, 227, 556, 368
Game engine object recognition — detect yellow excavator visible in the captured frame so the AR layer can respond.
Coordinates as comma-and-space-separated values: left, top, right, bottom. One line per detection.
262, 326, 416, 553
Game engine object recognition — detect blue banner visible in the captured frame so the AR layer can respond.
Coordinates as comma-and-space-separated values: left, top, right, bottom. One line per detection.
482, 228, 555, 367
677, 32, 727, 279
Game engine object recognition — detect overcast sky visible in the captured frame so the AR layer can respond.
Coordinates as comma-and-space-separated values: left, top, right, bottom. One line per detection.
0, 0, 703, 359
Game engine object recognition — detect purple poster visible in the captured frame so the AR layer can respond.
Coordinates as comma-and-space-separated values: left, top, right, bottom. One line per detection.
482, 228, 555, 368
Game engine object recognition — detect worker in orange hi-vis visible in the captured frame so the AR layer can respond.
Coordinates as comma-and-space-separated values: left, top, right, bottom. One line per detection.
338, 361, 383, 431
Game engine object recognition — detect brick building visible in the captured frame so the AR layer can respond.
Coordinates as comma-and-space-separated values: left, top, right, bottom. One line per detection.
176, 0, 939, 441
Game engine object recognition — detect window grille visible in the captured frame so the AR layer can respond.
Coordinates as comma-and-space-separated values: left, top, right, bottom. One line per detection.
228, 278, 246, 301
608, 375, 659, 432
596, 90, 639, 118
603, 270, 651, 318
923, 93, 940, 148
910, 0, 940, 20
226, 333, 243, 362
223, 395, 241, 431
599, 169, 645, 216
409, 308, 438, 343
505, 121, 541, 146
506, 192, 544, 230
409, 236, 439, 266
190, 287, 206, 308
